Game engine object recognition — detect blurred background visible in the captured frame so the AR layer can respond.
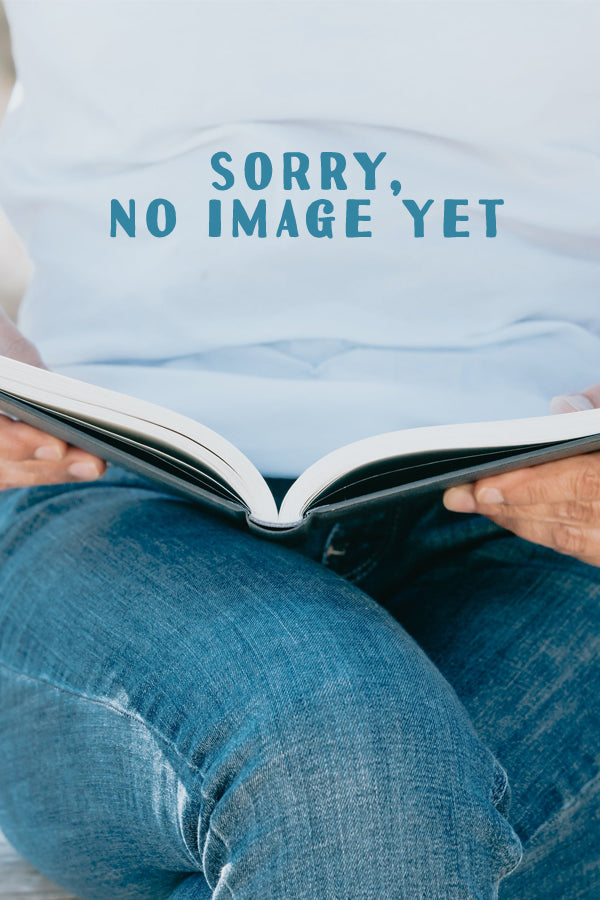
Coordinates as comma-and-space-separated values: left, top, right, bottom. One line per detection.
0, 0, 32, 321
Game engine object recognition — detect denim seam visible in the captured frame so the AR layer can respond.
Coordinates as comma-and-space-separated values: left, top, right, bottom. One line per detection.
201, 822, 236, 899
490, 761, 510, 809
0, 658, 205, 868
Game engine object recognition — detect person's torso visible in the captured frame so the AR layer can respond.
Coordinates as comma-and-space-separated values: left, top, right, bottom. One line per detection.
1, 1, 599, 475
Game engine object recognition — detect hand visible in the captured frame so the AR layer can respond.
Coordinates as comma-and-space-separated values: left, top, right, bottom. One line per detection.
443, 385, 600, 567
0, 311, 105, 490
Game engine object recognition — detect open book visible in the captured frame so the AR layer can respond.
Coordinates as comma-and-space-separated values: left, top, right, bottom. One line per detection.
1, 354, 600, 537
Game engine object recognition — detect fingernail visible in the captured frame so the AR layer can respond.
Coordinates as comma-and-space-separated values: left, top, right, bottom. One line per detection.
551, 393, 594, 414
34, 444, 64, 461
68, 462, 101, 480
476, 487, 505, 504
444, 486, 477, 513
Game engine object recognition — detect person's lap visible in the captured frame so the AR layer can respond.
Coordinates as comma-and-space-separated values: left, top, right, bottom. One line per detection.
0, 467, 596, 897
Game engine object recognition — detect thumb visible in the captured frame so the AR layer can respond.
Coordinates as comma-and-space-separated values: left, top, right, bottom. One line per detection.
551, 383, 600, 414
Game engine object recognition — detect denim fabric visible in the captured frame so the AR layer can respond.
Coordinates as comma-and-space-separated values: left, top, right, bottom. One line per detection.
0, 467, 597, 898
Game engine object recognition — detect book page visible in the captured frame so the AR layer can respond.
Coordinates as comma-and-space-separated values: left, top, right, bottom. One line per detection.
278, 409, 600, 526
0, 356, 279, 523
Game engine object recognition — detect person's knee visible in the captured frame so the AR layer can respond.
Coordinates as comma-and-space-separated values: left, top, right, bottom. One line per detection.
0, 581, 523, 899
196, 582, 523, 896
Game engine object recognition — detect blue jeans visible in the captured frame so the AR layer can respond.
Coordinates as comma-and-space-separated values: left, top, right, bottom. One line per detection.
0, 468, 597, 899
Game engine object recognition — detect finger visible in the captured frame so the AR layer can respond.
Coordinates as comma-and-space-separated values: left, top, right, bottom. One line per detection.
550, 381, 600, 414
0, 414, 68, 461
475, 498, 600, 527
550, 393, 594, 414
483, 509, 600, 566
580, 383, 600, 408
443, 484, 477, 513
0, 450, 106, 489
461, 453, 600, 508
0, 416, 104, 471
62, 447, 107, 480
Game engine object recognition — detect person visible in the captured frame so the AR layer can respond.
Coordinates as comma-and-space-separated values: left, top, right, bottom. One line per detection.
0, 2, 598, 898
